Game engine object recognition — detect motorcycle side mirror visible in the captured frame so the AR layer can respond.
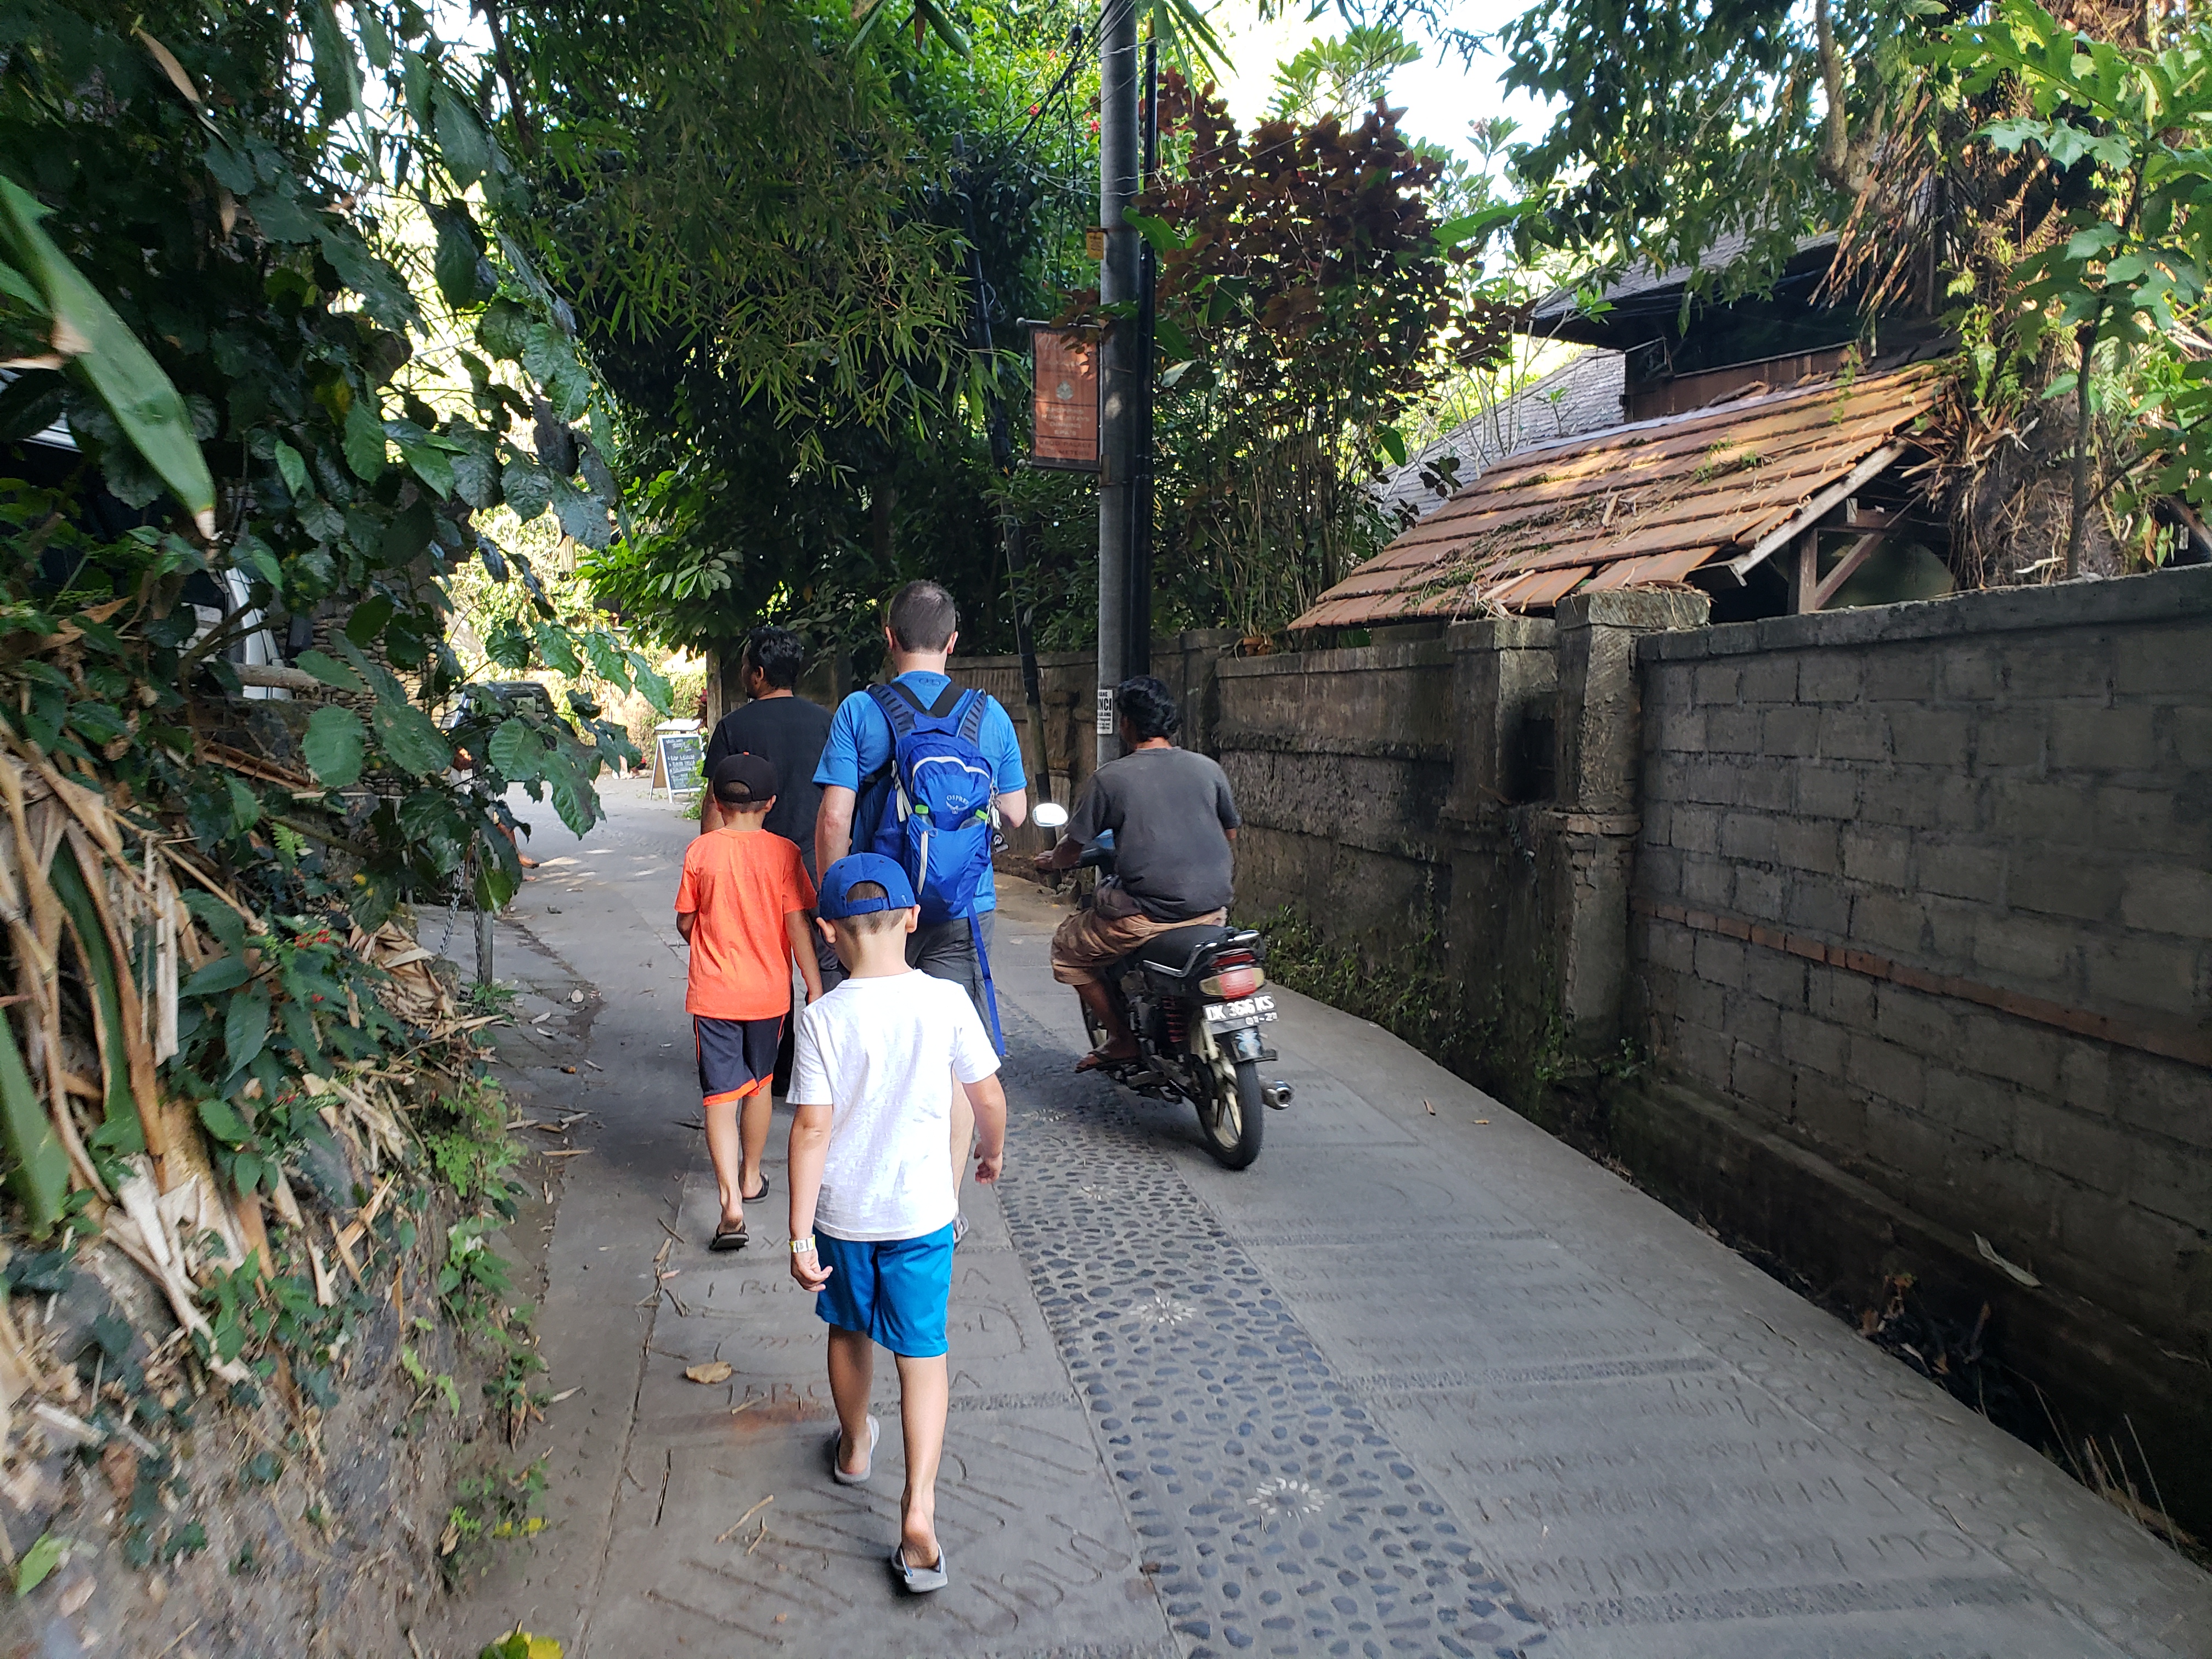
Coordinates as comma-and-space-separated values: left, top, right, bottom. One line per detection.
1033, 800, 1069, 830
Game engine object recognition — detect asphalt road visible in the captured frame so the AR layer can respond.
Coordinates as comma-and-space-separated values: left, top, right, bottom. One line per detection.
428, 778, 2211, 1659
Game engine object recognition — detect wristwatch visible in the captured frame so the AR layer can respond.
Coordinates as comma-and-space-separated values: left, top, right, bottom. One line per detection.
789, 1235, 816, 1255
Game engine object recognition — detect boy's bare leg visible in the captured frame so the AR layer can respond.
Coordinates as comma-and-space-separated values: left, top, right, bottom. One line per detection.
827, 1328, 875, 1476
894, 1352, 949, 1566
738, 1088, 773, 1200
703, 1097, 747, 1229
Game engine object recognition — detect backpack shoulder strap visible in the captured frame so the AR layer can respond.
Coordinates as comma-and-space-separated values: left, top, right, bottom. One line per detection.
866, 681, 919, 740
953, 689, 989, 746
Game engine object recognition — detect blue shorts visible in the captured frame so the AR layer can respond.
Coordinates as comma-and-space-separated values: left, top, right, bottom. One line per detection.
813, 1226, 956, 1358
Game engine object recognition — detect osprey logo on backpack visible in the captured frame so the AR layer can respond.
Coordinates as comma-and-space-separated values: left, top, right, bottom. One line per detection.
859, 682, 998, 928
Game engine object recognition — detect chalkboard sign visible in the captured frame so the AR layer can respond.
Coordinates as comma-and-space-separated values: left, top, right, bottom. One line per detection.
654, 729, 704, 798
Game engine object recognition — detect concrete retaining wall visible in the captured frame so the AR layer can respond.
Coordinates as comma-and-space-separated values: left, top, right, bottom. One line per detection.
1629, 571, 2212, 1384
945, 572, 2212, 1522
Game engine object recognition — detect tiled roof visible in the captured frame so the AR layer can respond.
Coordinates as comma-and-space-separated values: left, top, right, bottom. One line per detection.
1294, 366, 1943, 629
1375, 351, 1625, 523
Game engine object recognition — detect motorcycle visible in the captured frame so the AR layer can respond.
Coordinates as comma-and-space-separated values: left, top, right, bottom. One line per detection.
1033, 804, 1293, 1169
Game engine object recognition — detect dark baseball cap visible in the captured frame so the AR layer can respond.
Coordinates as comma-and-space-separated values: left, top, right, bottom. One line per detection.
711, 752, 778, 805
816, 853, 917, 919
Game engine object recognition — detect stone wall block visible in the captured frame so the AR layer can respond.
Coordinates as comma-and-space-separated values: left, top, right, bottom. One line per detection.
1798, 651, 1864, 703
1848, 1032, 1929, 1111
1891, 710, 1973, 768
2050, 704, 2162, 773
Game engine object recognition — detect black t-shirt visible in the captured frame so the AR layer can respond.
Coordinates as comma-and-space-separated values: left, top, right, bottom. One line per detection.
704, 695, 834, 871
1066, 744, 1242, 921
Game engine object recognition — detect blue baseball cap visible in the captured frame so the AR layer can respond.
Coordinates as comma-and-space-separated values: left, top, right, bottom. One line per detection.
816, 853, 917, 919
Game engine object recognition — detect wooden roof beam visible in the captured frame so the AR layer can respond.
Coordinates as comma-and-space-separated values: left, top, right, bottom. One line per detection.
1723, 443, 1906, 580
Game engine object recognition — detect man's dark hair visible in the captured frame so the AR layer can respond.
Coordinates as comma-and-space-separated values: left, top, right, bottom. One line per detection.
1116, 676, 1181, 743
886, 580, 959, 653
742, 625, 806, 690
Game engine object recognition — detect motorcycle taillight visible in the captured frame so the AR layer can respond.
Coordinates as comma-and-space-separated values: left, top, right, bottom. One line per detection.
1199, 953, 1265, 1000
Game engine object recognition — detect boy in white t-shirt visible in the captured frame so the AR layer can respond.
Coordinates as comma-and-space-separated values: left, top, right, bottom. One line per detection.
786, 853, 1007, 1596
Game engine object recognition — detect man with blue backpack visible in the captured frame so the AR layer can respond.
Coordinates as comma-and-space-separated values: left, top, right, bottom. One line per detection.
814, 583, 1028, 1215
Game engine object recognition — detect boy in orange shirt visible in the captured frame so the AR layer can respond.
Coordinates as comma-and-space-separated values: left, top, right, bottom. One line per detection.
675, 754, 824, 1249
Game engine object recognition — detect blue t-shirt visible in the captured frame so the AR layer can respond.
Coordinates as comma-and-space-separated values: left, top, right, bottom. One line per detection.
813, 672, 1026, 913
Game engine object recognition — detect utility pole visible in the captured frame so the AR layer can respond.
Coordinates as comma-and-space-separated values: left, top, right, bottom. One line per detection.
1095, 0, 1138, 769
1126, 36, 1158, 684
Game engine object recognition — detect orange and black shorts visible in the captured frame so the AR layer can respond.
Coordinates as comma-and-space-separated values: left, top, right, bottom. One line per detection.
694, 1015, 783, 1108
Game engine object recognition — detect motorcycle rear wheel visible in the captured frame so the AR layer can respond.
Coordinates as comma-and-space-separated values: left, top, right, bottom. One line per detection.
1200, 1052, 1265, 1169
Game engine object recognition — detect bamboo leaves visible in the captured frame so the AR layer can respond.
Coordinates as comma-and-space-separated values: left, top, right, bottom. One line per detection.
0, 1014, 66, 1238
0, 180, 215, 536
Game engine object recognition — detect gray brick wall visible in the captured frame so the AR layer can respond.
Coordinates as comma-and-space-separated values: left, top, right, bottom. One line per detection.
1633, 567, 2212, 1347
1213, 640, 1460, 943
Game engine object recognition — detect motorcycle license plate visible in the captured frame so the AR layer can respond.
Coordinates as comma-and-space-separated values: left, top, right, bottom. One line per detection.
1204, 994, 1277, 1026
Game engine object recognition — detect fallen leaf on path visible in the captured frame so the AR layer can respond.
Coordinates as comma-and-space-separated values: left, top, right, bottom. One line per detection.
1423, 1099, 1436, 1115
561, 1065, 578, 1074
542, 1148, 590, 1158
584, 1059, 605, 1071
1474, 1119, 1490, 1125
685, 1360, 734, 1385
547, 1386, 582, 1404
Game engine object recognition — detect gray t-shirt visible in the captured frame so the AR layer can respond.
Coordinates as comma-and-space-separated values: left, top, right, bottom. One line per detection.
1066, 745, 1241, 922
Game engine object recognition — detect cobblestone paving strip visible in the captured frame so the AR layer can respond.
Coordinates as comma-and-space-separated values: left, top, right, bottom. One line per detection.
995, 1011, 1555, 1659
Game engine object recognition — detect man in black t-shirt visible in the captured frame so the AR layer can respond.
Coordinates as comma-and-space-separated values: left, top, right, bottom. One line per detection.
700, 626, 836, 1093
702, 627, 833, 863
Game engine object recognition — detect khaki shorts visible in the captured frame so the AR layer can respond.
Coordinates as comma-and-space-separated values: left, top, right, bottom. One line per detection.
1050, 903, 1227, 986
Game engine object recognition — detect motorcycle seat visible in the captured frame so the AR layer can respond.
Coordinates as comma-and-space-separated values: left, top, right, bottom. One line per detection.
1132, 923, 1234, 978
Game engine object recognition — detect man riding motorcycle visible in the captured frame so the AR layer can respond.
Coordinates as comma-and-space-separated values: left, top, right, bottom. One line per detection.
1033, 676, 1241, 1073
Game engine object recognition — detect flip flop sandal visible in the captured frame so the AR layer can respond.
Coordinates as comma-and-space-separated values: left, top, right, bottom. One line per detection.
890, 1542, 949, 1594
742, 1174, 771, 1203
709, 1220, 749, 1252
830, 1414, 879, 1486
1075, 1046, 1137, 1074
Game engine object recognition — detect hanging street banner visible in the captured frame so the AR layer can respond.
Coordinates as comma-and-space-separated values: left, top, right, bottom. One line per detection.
1030, 325, 1101, 472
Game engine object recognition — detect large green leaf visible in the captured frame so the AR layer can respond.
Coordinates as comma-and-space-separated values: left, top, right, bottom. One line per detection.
370, 699, 451, 776
292, 648, 365, 693
431, 201, 490, 309
531, 620, 582, 676
433, 84, 492, 189
0, 178, 215, 529
503, 455, 551, 520
0, 1013, 67, 1239
552, 477, 612, 549
181, 955, 251, 996
343, 396, 387, 480
487, 718, 548, 782
308, 0, 364, 126
225, 980, 272, 1074
302, 704, 366, 787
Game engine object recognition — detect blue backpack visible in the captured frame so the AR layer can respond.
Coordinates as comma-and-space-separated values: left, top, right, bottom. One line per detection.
855, 681, 1003, 1046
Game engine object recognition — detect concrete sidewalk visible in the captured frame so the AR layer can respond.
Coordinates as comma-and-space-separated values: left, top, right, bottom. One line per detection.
431, 781, 2211, 1659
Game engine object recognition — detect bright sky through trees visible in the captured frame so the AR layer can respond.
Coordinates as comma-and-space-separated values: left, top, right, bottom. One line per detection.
1209, 0, 1554, 165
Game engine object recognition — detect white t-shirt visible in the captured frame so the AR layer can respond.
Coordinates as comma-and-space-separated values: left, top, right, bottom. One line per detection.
789, 970, 1000, 1242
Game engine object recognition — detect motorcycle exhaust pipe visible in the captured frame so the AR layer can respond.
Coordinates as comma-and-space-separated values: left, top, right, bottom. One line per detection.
1261, 1082, 1294, 1110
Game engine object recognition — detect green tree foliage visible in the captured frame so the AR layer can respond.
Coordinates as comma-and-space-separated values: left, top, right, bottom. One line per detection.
1937, 0, 2212, 569
1130, 78, 1520, 633
0, 0, 669, 957
501, 0, 1094, 659
1497, 0, 1916, 296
